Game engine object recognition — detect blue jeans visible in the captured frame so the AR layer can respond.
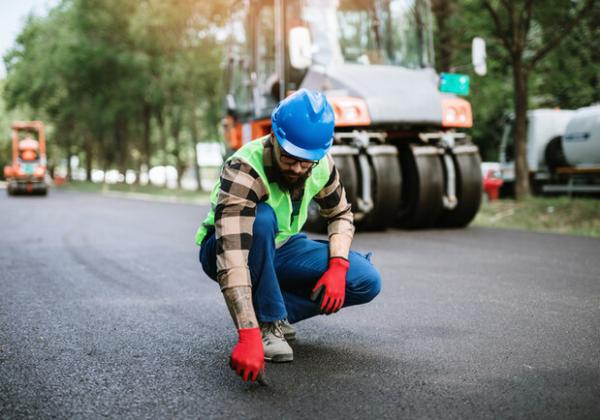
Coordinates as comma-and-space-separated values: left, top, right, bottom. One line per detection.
199, 203, 381, 324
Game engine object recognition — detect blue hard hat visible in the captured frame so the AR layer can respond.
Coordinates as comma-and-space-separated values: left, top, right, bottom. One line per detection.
271, 89, 335, 161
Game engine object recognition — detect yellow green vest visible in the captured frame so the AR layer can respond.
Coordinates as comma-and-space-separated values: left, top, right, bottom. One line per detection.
195, 136, 330, 247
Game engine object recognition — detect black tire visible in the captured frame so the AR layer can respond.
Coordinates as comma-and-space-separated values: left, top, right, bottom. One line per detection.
436, 149, 482, 228
303, 151, 359, 233
396, 145, 444, 229
361, 146, 402, 230
545, 136, 567, 173
335, 152, 359, 211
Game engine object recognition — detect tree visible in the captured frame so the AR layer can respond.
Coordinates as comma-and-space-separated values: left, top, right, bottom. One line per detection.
482, 0, 595, 200
431, 0, 459, 72
535, 3, 600, 109
0, 81, 32, 173
127, 0, 226, 186
4, 0, 228, 187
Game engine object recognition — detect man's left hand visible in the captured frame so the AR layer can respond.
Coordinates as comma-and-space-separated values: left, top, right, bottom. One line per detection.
310, 257, 350, 314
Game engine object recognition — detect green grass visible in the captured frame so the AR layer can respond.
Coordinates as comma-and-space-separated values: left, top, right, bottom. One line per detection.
58, 181, 210, 202
474, 196, 600, 238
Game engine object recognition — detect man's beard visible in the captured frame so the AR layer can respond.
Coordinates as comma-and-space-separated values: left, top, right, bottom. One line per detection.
274, 164, 311, 190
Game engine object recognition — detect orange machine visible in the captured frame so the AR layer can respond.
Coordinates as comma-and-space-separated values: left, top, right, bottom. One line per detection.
3, 121, 48, 195
220, 0, 484, 230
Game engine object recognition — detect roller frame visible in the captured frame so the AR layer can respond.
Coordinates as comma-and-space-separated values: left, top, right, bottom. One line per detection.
436, 144, 482, 228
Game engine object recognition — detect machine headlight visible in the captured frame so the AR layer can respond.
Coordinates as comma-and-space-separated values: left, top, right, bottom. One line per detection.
442, 98, 473, 128
327, 96, 371, 127
445, 107, 457, 123
342, 105, 359, 120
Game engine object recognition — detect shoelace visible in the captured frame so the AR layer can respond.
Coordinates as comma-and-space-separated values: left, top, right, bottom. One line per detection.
261, 322, 284, 340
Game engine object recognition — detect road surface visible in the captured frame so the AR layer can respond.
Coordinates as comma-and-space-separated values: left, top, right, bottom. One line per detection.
1, 190, 599, 419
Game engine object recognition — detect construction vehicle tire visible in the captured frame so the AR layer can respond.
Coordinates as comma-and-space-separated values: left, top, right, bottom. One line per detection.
338, 156, 360, 211
544, 136, 568, 173
396, 145, 444, 228
362, 146, 402, 230
436, 148, 482, 227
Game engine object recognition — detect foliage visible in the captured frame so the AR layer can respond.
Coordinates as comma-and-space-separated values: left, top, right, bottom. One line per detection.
534, 2, 600, 109
432, 0, 599, 164
2, 0, 227, 185
0, 81, 26, 171
431, 0, 514, 160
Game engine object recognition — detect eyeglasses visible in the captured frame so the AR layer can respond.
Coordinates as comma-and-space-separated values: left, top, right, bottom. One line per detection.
279, 152, 318, 169
271, 133, 318, 168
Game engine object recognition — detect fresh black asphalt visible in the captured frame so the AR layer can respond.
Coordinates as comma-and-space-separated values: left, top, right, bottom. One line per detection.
1, 190, 599, 419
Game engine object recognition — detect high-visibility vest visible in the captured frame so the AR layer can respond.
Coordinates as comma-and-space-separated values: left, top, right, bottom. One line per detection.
195, 135, 330, 247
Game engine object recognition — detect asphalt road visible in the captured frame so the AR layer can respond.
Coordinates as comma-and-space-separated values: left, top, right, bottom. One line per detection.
1, 189, 599, 419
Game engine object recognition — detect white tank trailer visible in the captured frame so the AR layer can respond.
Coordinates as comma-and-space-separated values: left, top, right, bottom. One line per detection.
499, 105, 600, 195
562, 105, 600, 167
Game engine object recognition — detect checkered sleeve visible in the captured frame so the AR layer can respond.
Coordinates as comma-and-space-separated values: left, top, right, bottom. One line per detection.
313, 155, 355, 240
214, 159, 268, 291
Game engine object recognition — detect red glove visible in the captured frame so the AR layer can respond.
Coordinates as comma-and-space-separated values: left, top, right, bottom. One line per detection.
230, 328, 264, 382
310, 257, 350, 314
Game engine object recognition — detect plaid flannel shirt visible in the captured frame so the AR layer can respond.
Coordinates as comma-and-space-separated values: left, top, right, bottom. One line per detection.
213, 137, 355, 290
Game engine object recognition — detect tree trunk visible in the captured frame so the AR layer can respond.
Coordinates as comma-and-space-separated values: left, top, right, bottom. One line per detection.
512, 60, 530, 200
66, 137, 73, 182
190, 107, 202, 191
84, 136, 93, 182
99, 134, 111, 183
431, 0, 456, 72
142, 104, 151, 174
169, 106, 184, 188
156, 111, 169, 186
172, 129, 183, 188
114, 118, 128, 179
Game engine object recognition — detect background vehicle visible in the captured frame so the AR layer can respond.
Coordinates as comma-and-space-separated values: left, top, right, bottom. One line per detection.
222, 0, 484, 230
3, 121, 48, 195
499, 106, 600, 195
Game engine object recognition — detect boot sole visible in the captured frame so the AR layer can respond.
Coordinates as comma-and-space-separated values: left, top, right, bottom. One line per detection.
265, 353, 294, 363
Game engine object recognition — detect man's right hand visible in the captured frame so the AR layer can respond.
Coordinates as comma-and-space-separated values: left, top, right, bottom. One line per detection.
230, 327, 264, 381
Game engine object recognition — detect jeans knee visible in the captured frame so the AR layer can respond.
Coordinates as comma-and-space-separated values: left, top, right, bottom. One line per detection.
364, 269, 382, 302
353, 267, 382, 303
253, 203, 277, 241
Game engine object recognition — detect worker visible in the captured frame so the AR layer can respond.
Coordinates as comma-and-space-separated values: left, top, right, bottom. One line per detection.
196, 89, 381, 382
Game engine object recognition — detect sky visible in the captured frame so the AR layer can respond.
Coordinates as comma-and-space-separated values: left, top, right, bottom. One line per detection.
0, 0, 58, 77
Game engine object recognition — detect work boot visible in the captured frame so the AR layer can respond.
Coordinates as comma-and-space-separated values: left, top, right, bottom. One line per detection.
279, 319, 296, 342
260, 321, 293, 363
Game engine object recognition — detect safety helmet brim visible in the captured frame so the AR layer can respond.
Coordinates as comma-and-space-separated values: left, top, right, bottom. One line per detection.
273, 129, 333, 161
